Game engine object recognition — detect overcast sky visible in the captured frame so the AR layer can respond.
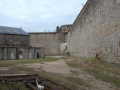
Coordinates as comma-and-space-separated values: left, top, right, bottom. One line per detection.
0, 0, 87, 32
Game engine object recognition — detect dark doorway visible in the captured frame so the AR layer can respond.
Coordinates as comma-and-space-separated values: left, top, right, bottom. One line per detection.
37, 53, 39, 58
16, 49, 19, 59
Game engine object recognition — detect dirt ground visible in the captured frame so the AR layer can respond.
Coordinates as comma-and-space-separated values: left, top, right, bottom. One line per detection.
0, 56, 118, 90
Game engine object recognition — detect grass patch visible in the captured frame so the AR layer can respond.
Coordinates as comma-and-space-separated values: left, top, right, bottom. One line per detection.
0, 57, 58, 66
66, 60, 80, 67
96, 61, 120, 75
83, 57, 96, 63
38, 71, 87, 90
65, 56, 120, 87
85, 69, 120, 87
70, 70, 79, 76
39, 71, 85, 85
82, 57, 120, 87
0, 56, 88, 90
65, 56, 80, 67
16, 66, 88, 90
0, 83, 28, 90
0, 84, 6, 90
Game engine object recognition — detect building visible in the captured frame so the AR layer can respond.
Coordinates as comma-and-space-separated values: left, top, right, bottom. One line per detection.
0, 47, 44, 60
0, 26, 44, 60
29, 32, 60, 55
56, 24, 72, 34
3, 0, 119, 64
29, 24, 72, 55
0, 26, 29, 47
56, 25, 72, 54
29, 0, 120, 65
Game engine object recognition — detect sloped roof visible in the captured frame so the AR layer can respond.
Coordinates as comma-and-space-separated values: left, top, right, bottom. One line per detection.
0, 26, 29, 35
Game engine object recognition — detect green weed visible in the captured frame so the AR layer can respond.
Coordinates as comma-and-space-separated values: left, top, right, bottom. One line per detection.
0, 57, 58, 66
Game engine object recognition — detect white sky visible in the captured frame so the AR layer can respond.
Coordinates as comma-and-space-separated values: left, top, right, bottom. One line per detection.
0, 0, 87, 32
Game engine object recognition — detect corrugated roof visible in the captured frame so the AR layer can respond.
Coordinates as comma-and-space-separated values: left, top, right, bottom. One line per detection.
0, 26, 29, 35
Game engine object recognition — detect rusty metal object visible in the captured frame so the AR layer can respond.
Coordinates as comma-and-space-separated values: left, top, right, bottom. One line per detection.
25, 82, 37, 90
0, 74, 70, 90
42, 79, 70, 90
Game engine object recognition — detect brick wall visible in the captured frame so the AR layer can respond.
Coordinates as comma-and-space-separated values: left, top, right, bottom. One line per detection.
67, 0, 120, 64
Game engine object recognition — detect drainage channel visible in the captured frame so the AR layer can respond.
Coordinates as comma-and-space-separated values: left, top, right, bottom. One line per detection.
0, 74, 71, 90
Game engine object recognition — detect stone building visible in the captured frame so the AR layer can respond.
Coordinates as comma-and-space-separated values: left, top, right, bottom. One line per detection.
0, 26, 29, 47
0, 47, 44, 60
29, 32, 60, 55
0, 26, 44, 60
29, 24, 72, 55
67, 0, 120, 64
27, 0, 120, 65
58, 25, 72, 54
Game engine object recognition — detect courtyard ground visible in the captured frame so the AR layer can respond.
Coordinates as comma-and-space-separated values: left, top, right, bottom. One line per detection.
0, 56, 120, 90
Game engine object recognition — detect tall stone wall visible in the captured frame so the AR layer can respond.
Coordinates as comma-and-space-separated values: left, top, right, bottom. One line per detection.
29, 32, 61, 55
67, 0, 120, 64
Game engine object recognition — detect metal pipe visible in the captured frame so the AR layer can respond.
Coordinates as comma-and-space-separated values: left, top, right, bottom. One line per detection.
44, 30, 50, 58
5, 34, 6, 45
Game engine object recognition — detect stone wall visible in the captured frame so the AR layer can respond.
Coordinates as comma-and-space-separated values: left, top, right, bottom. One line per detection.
67, 0, 120, 64
29, 32, 61, 55
0, 47, 44, 60
0, 34, 5, 44
0, 34, 29, 47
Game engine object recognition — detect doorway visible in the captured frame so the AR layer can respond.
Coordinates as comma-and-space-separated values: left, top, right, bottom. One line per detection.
37, 53, 39, 58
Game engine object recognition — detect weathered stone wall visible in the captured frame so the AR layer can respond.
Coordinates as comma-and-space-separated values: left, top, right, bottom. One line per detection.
0, 34, 5, 44
0, 47, 17, 60
0, 47, 44, 60
29, 32, 60, 55
0, 34, 29, 46
67, 0, 120, 64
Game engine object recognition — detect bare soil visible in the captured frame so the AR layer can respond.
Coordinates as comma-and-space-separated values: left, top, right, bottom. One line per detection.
0, 56, 118, 90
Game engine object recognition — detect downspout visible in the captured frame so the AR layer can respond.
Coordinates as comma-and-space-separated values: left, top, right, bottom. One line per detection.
5, 34, 6, 45
44, 31, 45, 58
